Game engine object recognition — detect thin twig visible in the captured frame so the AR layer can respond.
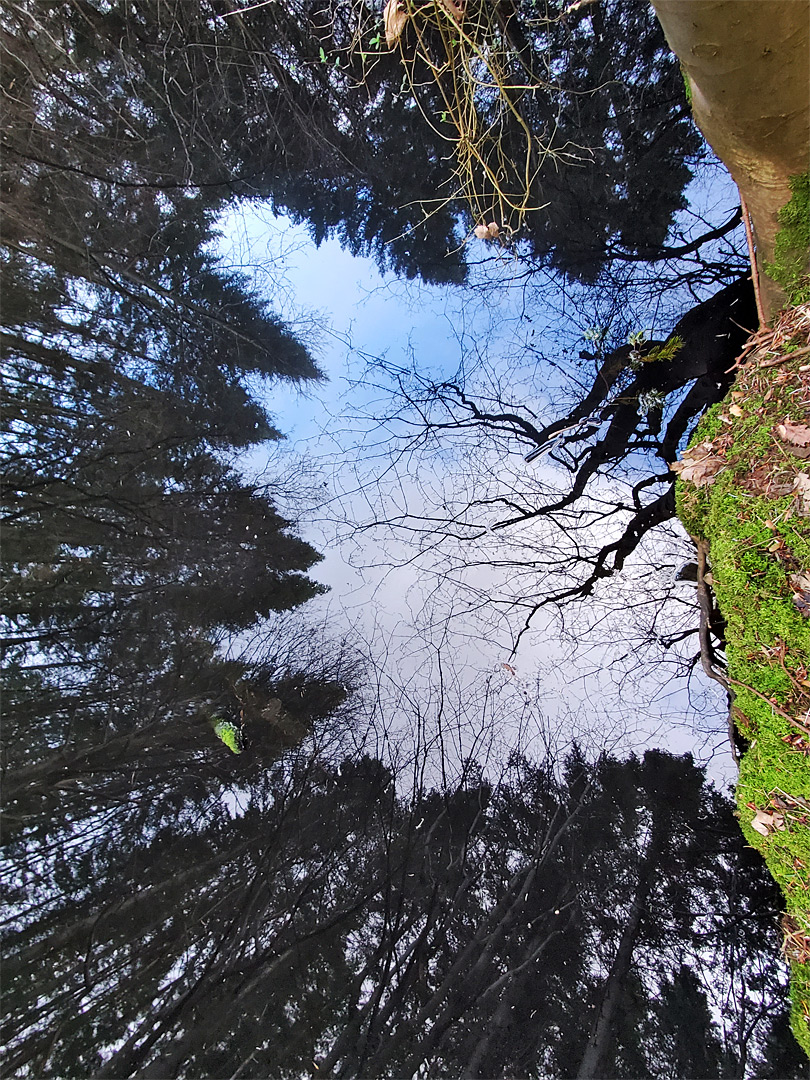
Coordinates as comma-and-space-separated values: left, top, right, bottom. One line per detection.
739, 192, 769, 329
559, 0, 600, 17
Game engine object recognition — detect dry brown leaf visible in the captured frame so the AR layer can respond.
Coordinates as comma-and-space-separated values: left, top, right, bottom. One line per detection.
437, 0, 465, 21
776, 418, 810, 459
384, 0, 408, 47
790, 570, 810, 616
750, 806, 787, 835
793, 472, 810, 516
777, 419, 810, 443
783, 732, 810, 755
671, 441, 725, 487
729, 403, 744, 418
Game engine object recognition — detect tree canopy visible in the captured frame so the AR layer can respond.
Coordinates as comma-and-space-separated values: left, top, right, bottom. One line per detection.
2, 0, 732, 286
1, 0, 359, 858
2, 744, 801, 1078
3, 0, 807, 1074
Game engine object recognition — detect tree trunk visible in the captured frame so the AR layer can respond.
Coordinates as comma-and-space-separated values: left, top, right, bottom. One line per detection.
650, 1, 810, 318
575, 858, 654, 1079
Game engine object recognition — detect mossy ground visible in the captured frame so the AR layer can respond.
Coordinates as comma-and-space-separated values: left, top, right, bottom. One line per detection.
676, 303, 810, 1056
765, 172, 810, 307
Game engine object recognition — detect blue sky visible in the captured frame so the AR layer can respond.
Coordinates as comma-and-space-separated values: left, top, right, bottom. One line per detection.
217, 201, 737, 786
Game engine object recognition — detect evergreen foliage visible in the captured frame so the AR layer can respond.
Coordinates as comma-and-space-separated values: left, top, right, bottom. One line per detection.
1, 0, 349, 853
1, 749, 801, 1077
1, 0, 705, 287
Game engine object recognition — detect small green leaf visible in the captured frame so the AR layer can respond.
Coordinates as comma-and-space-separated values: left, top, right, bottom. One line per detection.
319, 46, 327, 63
213, 719, 243, 755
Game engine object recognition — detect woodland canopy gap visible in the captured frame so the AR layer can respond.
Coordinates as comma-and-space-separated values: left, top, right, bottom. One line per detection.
1, 0, 808, 1076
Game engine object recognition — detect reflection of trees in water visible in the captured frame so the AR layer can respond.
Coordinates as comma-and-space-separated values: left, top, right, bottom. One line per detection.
337, 274, 755, 625
2, 745, 799, 1077
1, 1, 795, 1074
2, 10, 359, 1075
2, 0, 360, 822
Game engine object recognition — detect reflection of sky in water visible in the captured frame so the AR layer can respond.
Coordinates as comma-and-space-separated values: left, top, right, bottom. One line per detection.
216, 199, 737, 788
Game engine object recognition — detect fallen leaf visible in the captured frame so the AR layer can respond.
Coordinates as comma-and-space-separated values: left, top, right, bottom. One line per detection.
776, 418, 810, 459
790, 570, 810, 616
793, 472, 810, 516
671, 441, 725, 487
438, 0, 465, 21
729, 403, 744, 418
782, 732, 810, 755
384, 0, 408, 46
750, 806, 786, 835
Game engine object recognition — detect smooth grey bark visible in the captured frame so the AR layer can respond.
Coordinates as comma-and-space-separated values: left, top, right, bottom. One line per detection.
650, 0, 810, 318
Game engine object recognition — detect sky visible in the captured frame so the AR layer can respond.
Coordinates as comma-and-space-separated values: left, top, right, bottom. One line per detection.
217, 202, 737, 788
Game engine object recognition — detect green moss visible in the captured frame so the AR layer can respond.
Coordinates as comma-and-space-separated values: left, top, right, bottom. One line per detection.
792, 969, 810, 1058
765, 173, 810, 306
680, 64, 693, 107
675, 318, 810, 1057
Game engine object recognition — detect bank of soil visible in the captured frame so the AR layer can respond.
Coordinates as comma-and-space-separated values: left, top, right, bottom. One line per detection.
676, 302, 810, 1055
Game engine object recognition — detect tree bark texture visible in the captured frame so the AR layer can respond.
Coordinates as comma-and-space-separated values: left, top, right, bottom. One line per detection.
651, 0, 810, 318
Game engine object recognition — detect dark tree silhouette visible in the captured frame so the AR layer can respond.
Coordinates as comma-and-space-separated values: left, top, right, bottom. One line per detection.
2, 747, 800, 1077
1, 0, 741, 287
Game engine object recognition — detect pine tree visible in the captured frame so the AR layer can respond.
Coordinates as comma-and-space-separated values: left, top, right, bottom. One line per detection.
1, 749, 796, 1077
2, 0, 708, 288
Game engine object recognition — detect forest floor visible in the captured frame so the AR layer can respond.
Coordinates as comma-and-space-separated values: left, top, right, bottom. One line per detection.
677, 300, 810, 1055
